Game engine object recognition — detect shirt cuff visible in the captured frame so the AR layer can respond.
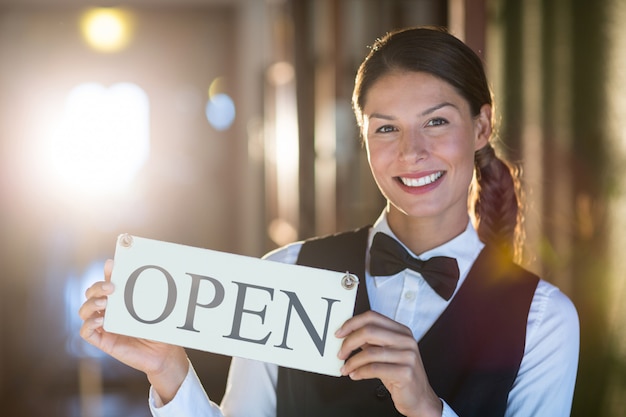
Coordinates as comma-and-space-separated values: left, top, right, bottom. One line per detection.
149, 359, 222, 417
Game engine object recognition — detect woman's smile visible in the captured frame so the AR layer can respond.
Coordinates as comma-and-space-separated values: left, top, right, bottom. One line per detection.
397, 171, 445, 188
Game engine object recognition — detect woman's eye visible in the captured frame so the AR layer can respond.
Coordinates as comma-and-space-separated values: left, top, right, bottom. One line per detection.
376, 125, 396, 133
426, 118, 448, 127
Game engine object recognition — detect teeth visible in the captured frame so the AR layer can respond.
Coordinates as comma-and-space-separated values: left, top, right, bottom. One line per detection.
400, 172, 443, 187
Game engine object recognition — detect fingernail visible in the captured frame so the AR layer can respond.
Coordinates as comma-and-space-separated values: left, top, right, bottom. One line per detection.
94, 317, 104, 325
95, 298, 106, 307
102, 282, 114, 292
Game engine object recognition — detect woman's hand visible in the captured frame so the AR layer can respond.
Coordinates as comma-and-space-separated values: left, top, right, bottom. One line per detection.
336, 310, 442, 417
78, 259, 189, 404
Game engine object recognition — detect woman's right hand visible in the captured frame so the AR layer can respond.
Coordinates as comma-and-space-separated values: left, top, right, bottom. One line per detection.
78, 259, 189, 404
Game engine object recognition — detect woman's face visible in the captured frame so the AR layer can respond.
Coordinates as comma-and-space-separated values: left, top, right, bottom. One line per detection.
362, 71, 491, 227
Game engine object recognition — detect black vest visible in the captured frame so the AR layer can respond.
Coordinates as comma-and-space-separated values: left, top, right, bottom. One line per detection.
276, 227, 539, 417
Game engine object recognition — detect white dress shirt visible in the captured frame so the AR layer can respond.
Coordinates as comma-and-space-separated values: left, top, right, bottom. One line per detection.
149, 212, 579, 417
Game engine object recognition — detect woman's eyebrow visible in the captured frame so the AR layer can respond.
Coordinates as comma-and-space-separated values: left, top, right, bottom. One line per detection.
420, 102, 457, 116
367, 102, 459, 121
368, 112, 395, 120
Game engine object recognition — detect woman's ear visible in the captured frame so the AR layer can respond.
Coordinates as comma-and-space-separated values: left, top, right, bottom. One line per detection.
474, 104, 492, 150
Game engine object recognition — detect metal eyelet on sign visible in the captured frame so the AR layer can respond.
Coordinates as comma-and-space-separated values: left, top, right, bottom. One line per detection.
119, 233, 134, 248
341, 273, 358, 290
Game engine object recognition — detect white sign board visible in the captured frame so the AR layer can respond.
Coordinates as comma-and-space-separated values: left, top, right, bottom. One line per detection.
104, 234, 359, 377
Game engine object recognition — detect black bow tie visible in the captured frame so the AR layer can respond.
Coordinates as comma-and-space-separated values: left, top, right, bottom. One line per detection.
369, 232, 460, 301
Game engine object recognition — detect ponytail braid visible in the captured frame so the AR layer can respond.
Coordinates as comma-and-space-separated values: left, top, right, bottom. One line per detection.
470, 144, 524, 262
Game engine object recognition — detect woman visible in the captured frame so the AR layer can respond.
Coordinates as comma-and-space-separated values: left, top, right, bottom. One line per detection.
79, 26, 579, 417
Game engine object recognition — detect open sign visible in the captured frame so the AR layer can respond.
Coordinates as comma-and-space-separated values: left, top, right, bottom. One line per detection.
103, 234, 359, 376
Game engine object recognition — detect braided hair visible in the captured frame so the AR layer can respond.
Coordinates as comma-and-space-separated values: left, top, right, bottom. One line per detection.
352, 26, 524, 261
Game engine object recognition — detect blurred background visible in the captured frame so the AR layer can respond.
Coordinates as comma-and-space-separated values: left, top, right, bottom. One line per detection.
0, 0, 623, 415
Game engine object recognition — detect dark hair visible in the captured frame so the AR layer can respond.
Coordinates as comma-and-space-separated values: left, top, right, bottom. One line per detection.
352, 26, 524, 261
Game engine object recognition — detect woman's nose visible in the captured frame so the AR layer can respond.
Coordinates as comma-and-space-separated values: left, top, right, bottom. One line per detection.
398, 131, 427, 162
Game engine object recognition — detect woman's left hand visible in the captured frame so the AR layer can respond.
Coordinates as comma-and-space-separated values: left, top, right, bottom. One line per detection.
336, 310, 443, 417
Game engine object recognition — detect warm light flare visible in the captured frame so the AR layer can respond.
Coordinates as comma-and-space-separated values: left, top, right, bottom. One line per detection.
80, 8, 134, 53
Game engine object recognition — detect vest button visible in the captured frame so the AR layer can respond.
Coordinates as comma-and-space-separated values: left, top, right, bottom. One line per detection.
375, 383, 389, 399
